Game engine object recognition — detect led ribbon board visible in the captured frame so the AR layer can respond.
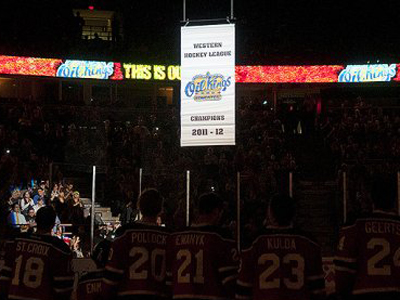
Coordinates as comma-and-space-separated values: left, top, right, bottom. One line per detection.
180, 24, 236, 147
123, 64, 181, 80
1, 55, 400, 83
235, 64, 400, 83
0, 55, 123, 80
338, 64, 397, 82
56, 60, 115, 79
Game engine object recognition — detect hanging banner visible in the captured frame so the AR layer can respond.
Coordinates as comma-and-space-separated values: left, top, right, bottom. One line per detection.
180, 24, 235, 147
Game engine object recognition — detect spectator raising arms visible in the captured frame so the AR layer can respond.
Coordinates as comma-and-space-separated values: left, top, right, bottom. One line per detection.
7, 189, 21, 209
20, 191, 35, 216
70, 235, 84, 258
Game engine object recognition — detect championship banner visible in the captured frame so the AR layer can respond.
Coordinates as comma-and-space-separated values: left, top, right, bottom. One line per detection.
180, 24, 235, 146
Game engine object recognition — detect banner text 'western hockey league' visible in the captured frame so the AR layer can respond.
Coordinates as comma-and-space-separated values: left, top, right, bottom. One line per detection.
181, 24, 235, 146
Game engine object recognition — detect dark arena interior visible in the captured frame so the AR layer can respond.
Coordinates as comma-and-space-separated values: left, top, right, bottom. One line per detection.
0, 1, 400, 300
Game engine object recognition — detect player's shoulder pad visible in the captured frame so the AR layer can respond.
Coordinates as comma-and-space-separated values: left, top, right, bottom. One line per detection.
79, 268, 105, 283
114, 222, 142, 237
15, 232, 31, 239
188, 225, 233, 240
352, 213, 400, 229
115, 222, 170, 238
294, 229, 321, 247
255, 228, 321, 248
370, 212, 400, 222
215, 227, 234, 240
44, 235, 72, 254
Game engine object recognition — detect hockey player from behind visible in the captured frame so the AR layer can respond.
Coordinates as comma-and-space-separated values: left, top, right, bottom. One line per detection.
0, 206, 74, 300
334, 174, 400, 300
104, 188, 170, 300
76, 239, 112, 300
236, 193, 325, 300
168, 192, 239, 300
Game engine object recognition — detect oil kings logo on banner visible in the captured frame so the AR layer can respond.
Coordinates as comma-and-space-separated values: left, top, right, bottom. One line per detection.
338, 64, 397, 83
185, 72, 231, 102
56, 60, 114, 79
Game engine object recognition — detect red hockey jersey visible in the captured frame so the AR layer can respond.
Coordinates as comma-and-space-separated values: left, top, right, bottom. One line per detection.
76, 268, 106, 300
1, 233, 74, 300
335, 212, 400, 296
237, 228, 325, 300
104, 223, 170, 298
168, 225, 239, 300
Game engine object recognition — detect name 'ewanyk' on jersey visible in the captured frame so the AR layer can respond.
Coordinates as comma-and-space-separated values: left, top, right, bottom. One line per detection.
168, 225, 239, 300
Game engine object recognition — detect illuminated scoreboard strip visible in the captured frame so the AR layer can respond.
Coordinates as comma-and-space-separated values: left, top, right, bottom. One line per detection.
123, 64, 181, 80
0, 54, 400, 83
0, 55, 124, 80
235, 65, 344, 83
235, 64, 400, 83
0, 55, 63, 77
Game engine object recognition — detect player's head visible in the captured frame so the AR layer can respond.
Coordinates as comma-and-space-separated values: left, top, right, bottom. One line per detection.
197, 192, 224, 224
268, 193, 296, 227
36, 206, 56, 232
137, 188, 163, 218
92, 239, 112, 268
370, 173, 397, 211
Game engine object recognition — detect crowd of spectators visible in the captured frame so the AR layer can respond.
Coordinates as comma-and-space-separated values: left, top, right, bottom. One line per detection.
1, 91, 399, 256
1, 177, 90, 256
320, 97, 400, 218
0, 95, 298, 246
323, 97, 400, 162
103, 97, 298, 241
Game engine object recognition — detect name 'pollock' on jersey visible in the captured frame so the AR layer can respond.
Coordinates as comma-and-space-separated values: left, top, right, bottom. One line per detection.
104, 188, 170, 300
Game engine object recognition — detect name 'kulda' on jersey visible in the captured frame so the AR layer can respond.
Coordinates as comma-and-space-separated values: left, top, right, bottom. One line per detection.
237, 228, 325, 300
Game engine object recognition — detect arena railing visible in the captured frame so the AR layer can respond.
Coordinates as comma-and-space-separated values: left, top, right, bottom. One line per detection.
339, 163, 400, 223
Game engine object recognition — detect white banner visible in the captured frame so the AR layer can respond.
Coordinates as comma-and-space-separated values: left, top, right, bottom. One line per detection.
181, 24, 235, 146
